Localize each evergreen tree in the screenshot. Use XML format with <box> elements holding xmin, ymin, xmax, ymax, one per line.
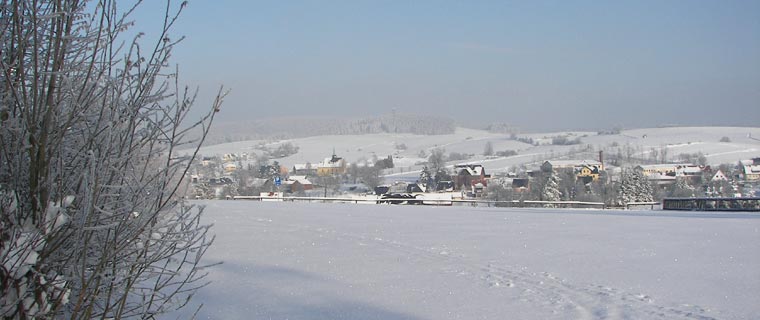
<box><xmin>541</xmin><ymin>170</ymin><xmax>562</xmax><ymax>202</ymax></box>
<box><xmin>637</xmin><ymin>171</ymin><xmax>655</xmax><ymax>202</ymax></box>
<box><xmin>618</xmin><ymin>168</ymin><xmax>654</xmax><ymax>204</ymax></box>
<box><xmin>270</xmin><ymin>161</ymin><xmax>282</xmax><ymax>179</ymax></box>
<box><xmin>419</xmin><ymin>166</ymin><xmax>433</xmax><ymax>191</ymax></box>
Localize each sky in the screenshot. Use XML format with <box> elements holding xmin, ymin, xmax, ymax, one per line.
<box><xmin>131</xmin><ymin>1</ymin><xmax>760</xmax><ymax>132</ymax></box>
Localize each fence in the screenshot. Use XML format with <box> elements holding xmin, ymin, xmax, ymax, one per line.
<box><xmin>662</xmin><ymin>197</ymin><xmax>760</xmax><ymax>212</ymax></box>
<box><xmin>232</xmin><ymin>195</ymin><xmax>608</xmax><ymax>209</ymax></box>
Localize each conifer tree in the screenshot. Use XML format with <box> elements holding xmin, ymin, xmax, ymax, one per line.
<box><xmin>419</xmin><ymin>166</ymin><xmax>433</xmax><ymax>191</ymax></box>
<box><xmin>619</xmin><ymin>168</ymin><xmax>654</xmax><ymax>204</ymax></box>
<box><xmin>541</xmin><ymin>170</ymin><xmax>562</xmax><ymax>202</ymax></box>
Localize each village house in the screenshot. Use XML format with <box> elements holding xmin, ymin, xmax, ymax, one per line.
<box><xmin>740</xmin><ymin>158</ymin><xmax>760</xmax><ymax>181</ymax></box>
<box><xmin>317</xmin><ymin>153</ymin><xmax>347</xmax><ymax>176</ymax></box>
<box><xmin>200</xmin><ymin>157</ymin><xmax>215</xmax><ymax>166</ymax></box>
<box><xmin>511</xmin><ymin>178</ymin><xmax>530</xmax><ymax>193</ymax></box>
<box><xmin>406</xmin><ymin>183</ymin><xmax>426</xmax><ymax>193</ymax></box>
<box><xmin>436</xmin><ymin>181</ymin><xmax>454</xmax><ymax>192</ymax></box>
<box><xmin>283</xmin><ymin>175</ymin><xmax>314</xmax><ymax>193</ymax></box>
<box><xmin>453</xmin><ymin>164</ymin><xmax>491</xmax><ymax>192</ymax></box>
<box><xmin>223</xmin><ymin>162</ymin><xmax>238</xmax><ymax>173</ymax></box>
<box><xmin>541</xmin><ymin>160</ymin><xmax>604</xmax><ymax>182</ymax></box>
<box><xmin>223</xmin><ymin>153</ymin><xmax>240</xmax><ymax>162</ymax></box>
<box><xmin>637</xmin><ymin>163</ymin><xmax>698</xmax><ymax>176</ymax></box>
<box><xmin>711</xmin><ymin>169</ymin><xmax>729</xmax><ymax>182</ymax></box>
<box><xmin>636</xmin><ymin>163</ymin><xmax>702</xmax><ymax>185</ymax></box>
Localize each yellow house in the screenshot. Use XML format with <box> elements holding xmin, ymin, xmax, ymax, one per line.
<box><xmin>740</xmin><ymin>159</ymin><xmax>760</xmax><ymax>181</ymax></box>
<box><xmin>577</xmin><ymin>165</ymin><xmax>601</xmax><ymax>181</ymax></box>
<box><xmin>223</xmin><ymin>162</ymin><xmax>238</xmax><ymax>173</ymax></box>
<box><xmin>317</xmin><ymin>154</ymin><xmax>346</xmax><ymax>176</ymax></box>
<box><xmin>542</xmin><ymin>160</ymin><xmax>603</xmax><ymax>182</ymax></box>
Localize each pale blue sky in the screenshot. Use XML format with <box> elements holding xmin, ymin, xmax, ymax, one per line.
<box><xmin>133</xmin><ymin>1</ymin><xmax>760</xmax><ymax>131</ymax></box>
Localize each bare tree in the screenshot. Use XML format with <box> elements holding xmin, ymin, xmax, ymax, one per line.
<box><xmin>659</xmin><ymin>146</ymin><xmax>668</xmax><ymax>164</ymax></box>
<box><xmin>428</xmin><ymin>148</ymin><xmax>446</xmax><ymax>172</ymax></box>
<box><xmin>483</xmin><ymin>141</ymin><xmax>494</xmax><ymax>156</ymax></box>
<box><xmin>1</xmin><ymin>1</ymin><xmax>225</xmax><ymax>318</ymax></box>
<box><xmin>356</xmin><ymin>166</ymin><xmax>382</xmax><ymax>190</ymax></box>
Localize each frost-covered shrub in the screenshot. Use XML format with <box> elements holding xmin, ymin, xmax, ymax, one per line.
<box><xmin>1</xmin><ymin>1</ymin><xmax>223</xmax><ymax>318</ymax></box>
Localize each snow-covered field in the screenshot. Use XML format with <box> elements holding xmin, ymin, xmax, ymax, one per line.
<box><xmin>172</xmin><ymin>201</ymin><xmax>760</xmax><ymax>319</ymax></box>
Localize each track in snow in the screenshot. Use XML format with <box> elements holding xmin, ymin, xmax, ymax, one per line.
<box><xmin>295</xmin><ymin>223</ymin><xmax>720</xmax><ymax>320</ymax></box>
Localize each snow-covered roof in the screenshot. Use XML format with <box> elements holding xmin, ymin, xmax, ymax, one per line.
<box><xmin>455</xmin><ymin>164</ymin><xmax>485</xmax><ymax>176</ymax></box>
<box><xmin>639</xmin><ymin>164</ymin><xmax>704</xmax><ymax>178</ymax></box>
<box><xmin>287</xmin><ymin>175</ymin><xmax>312</xmax><ymax>185</ymax></box>
<box><xmin>681</xmin><ymin>167</ymin><xmax>702</xmax><ymax>175</ymax></box>
<box><xmin>743</xmin><ymin>165</ymin><xmax>760</xmax><ymax>174</ymax></box>
<box><xmin>249</xmin><ymin>178</ymin><xmax>269</xmax><ymax>188</ymax></box>
<box><xmin>637</xmin><ymin>164</ymin><xmax>700</xmax><ymax>173</ymax></box>
<box><xmin>638</xmin><ymin>163</ymin><xmax>695</xmax><ymax>170</ymax></box>
<box><xmin>544</xmin><ymin>160</ymin><xmax>602</xmax><ymax>168</ymax></box>
<box><xmin>319</xmin><ymin>155</ymin><xmax>345</xmax><ymax>168</ymax></box>
<box><xmin>711</xmin><ymin>170</ymin><xmax>728</xmax><ymax>181</ymax></box>
<box><xmin>320</xmin><ymin>158</ymin><xmax>344</xmax><ymax>168</ymax></box>
<box><xmin>646</xmin><ymin>172</ymin><xmax>677</xmax><ymax>182</ymax></box>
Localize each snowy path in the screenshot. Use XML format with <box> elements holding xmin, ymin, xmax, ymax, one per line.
<box><xmin>172</xmin><ymin>202</ymin><xmax>760</xmax><ymax>319</ymax></box>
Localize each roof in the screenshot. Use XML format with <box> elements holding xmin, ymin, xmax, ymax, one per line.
<box><xmin>319</xmin><ymin>155</ymin><xmax>345</xmax><ymax>168</ymax></box>
<box><xmin>646</xmin><ymin>172</ymin><xmax>677</xmax><ymax>181</ymax></box>
<box><xmin>637</xmin><ymin>163</ymin><xmax>697</xmax><ymax>170</ymax></box>
<box><xmin>455</xmin><ymin>164</ymin><xmax>485</xmax><ymax>176</ymax></box>
<box><xmin>544</xmin><ymin>160</ymin><xmax>602</xmax><ymax>168</ymax></box>
<box><xmin>711</xmin><ymin>170</ymin><xmax>728</xmax><ymax>181</ymax></box>
<box><xmin>319</xmin><ymin>159</ymin><xmax>344</xmax><ymax>168</ymax></box>
<box><xmin>249</xmin><ymin>178</ymin><xmax>269</xmax><ymax>188</ymax></box>
<box><xmin>287</xmin><ymin>175</ymin><xmax>312</xmax><ymax>185</ymax></box>
<box><xmin>743</xmin><ymin>164</ymin><xmax>760</xmax><ymax>174</ymax></box>
<box><xmin>511</xmin><ymin>178</ymin><xmax>529</xmax><ymax>188</ymax></box>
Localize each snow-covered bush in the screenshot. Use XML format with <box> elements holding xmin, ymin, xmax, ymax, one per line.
<box><xmin>1</xmin><ymin>1</ymin><xmax>224</xmax><ymax>318</ymax></box>
<box><xmin>618</xmin><ymin>168</ymin><xmax>654</xmax><ymax>205</ymax></box>
<box><xmin>540</xmin><ymin>171</ymin><xmax>562</xmax><ymax>206</ymax></box>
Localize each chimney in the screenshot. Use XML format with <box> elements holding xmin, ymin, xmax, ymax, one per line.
<box><xmin>599</xmin><ymin>150</ymin><xmax>604</xmax><ymax>168</ymax></box>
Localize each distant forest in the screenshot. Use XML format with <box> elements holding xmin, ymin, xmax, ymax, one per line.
<box><xmin>203</xmin><ymin>114</ymin><xmax>456</xmax><ymax>144</ymax></box>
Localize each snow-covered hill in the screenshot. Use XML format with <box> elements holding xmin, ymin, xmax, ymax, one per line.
<box><xmin>169</xmin><ymin>201</ymin><xmax>760</xmax><ymax>319</ymax></box>
<box><xmin>190</xmin><ymin>126</ymin><xmax>760</xmax><ymax>180</ymax></box>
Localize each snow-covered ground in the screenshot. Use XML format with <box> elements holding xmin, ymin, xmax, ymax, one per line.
<box><xmin>171</xmin><ymin>201</ymin><xmax>760</xmax><ymax>319</ymax></box>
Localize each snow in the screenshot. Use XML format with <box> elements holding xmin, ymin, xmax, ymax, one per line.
<box><xmin>170</xmin><ymin>201</ymin><xmax>760</xmax><ymax>319</ymax></box>
<box><xmin>189</xmin><ymin>126</ymin><xmax>760</xmax><ymax>184</ymax></box>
